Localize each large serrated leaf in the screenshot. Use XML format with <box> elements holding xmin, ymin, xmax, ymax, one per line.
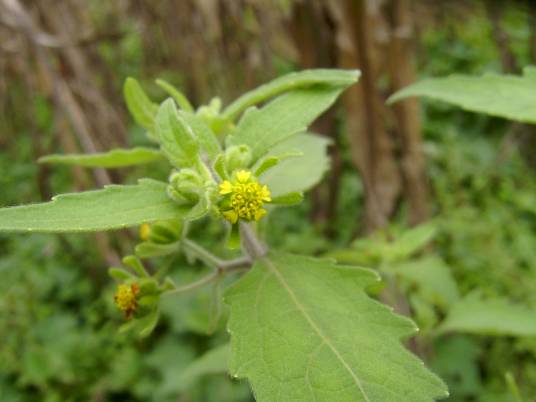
<box><xmin>437</xmin><ymin>295</ymin><xmax>536</xmax><ymax>336</ymax></box>
<box><xmin>260</xmin><ymin>133</ymin><xmax>330</xmax><ymax>197</ymax></box>
<box><xmin>222</xmin><ymin>69</ymin><xmax>360</xmax><ymax>121</ymax></box>
<box><xmin>225</xmin><ymin>252</ymin><xmax>448</xmax><ymax>402</ymax></box>
<box><xmin>0</xmin><ymin>179</ymin><xmax>186</xmax><ymax>233</ymax></box>
<box><xmin>388</xmin><ymin>66</ymin><xmax>536</xmax><ymax>124</ymax></box>
<box><xmin>229</xmin><ymin>87</ymin><xmax>345</xmax><ymax>163</ymax></box>
<box><xmin>38</xmin><ymin>147</ymin><xmax>164</xmax><ymax>168</ymax></box>
<box><xmin>156</xmin><ymin>99</ymin><xmax>199</xmax><ymax>168</ymax></box>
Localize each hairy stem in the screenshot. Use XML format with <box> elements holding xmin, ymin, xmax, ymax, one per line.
<box><xmin>165</xmin><ymin>238</ymin><xmax>252</xmax><ymax>296</ymax></box>
<box><xmin>181</xmin><ymin>238</ymin><xmax>224</xmax><ymax>269</ymax></box>
<box><xmin>239</xmin><ymin>222</ymin><xmax>267</xmax><ymax>259</ymax></box>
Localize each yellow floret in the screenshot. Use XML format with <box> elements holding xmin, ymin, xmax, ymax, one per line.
<box><xmin>235</xmin><ymin>170</ymin><xmax>251</xmax><ymax>183</ymax></box>
<box><xmin>114</xmin><ymin>283</ymin><xmax>139</xmax><ymax>319</ymax></box>
<box><xmin>219</xmin><ymin>180</ymin><xmax>233</xmax><ymax>195</ymax></box>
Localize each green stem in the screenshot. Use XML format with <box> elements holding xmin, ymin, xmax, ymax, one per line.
<box><xmin>165</xmin><ymin>270</ymin><xmax>220</xmax><ymax>295</ymax></box>
<box><xmin>181</xmin><ymin>238</ymin><xmax>223</xmax><ymax>269</ymax></box>
<box><xmin>165</xmin><ymin>238</ymin><xmax>252</xmax><ymax>296</ymax></box>
<box><xmin>239</xmin><ymin>222</ymin><xmax>267</xmax><ymax>259</ymax></box>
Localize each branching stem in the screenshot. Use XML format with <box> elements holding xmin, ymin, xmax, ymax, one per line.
<box><xmin>165</xmin><ymin>238</ymin><xmax>252</xmax><ymax>296</ymax></box>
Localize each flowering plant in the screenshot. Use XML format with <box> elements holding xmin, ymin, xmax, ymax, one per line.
<box><xmin>0</xmin><ymin>69</ymin><xmax>448</xmax><ymax>401</ymax></box>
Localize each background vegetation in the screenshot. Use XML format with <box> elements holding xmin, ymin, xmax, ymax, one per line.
<box><xmin>1</xmin><ymin>1</ymin><xmax>536</xmax><ymax>401</ymax></box>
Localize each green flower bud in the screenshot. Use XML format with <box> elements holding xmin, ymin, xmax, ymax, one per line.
<box><xmin>167</xmin><ymin>168</ymin><xmax>203</xmax><ymax>203</ymax></box>
<box><xmin>224</xmin><ymin>144</ymin><xmax>252</xmax><ymax>173</ymax></box>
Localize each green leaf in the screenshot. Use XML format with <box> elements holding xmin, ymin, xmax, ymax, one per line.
<box><xmin>109</xmin><ymin>267</ymin><xmax>135</xmax><ymax>281</ymax></box>
<box><xmin>155</xmin><ymin>78</ymin><xmax>194</xmax><ymax>112</ymax></box>
<box><xmin>180</xmin><ymin>111</ymin><xmax>221</xmax><ymax>160</ymax></box>
<box><xmin>124</xmin><ymin>77</ymin><xmax>158</xmax><ymax>130</ymax></box>
<box><xmin>229</xmin><ymin>86</ymin><xmax>345</xmax><ymax>163</ymax></box>
<box><xmin>271</xmin><ymin>191</ymin><xmax>304</xmax><ymax>206</ymax></box>
<box><xmin>0</xmin><ymin>179</ymin><xmax>187</xmax><ymax>233</ymax></box>
<box><xmin>388</xmin><ymin>66</ymin><xmax>536</xmax><ymax>124</ymax></box>
<box><xmin>177</xmin><ymin>344</ymin><xmax>230</xmax><ymax>391</ymax></box>
<box><xmin>389</xmin><ymin>256</ymin><xmax>460</xmax><ymax>309</ymax></box>
<box><xmin>225</xmin><ymin>253</ymin><xmax>448</xmax><ymax>402</ymax></box>
<box><xmin>38</xmin><ymin>147</ymin><xmax>164</xmax><ymax>168</ymax></box>
<box><xmin>222</xmin><ymin>69</ymin><xmax>360</xmax><ymax>121</ymax></box>
<box><xmin>437</xmin><ymin>294</ymin><xmax>536</xmax><ymax>336</ymax></box>
<box><xmin>156</xmin><ymin>99</ymin><xmax>200</xmax><ymax>167</ymax></box>
<box><xmin>122</xmin><ymin>255</ymin><xmax>149</xmax><ymax>278</ymax></box>
<box><xmin>135</xmin><ymin>241</ymin><xmax>180</xmax><ymax>258</ymax></box>
<box><xmin>384</xmin><ymin>223</ymin><xmax>437</xmax><ymax>263</ymax></box>
<box><xmin>260</xmin><ymin>133</ymin><xmax>331</xmax><ymax>197</ymax></box>
<box><xmin>123</xmin><ymin>307</ymin><xmax>160</xmax><ymax>338</ymax></box>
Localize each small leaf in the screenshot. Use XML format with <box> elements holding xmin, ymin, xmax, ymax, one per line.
<box><xmin>180</xmin><ymin>110</ymin><xmax>221</xmax><ymax>160</ymax></box>
<box><xmin>229</xmin><ymin>87</ymin><xmax>346</xmax><ymax>163</ymax></box>
<box><xmin>135</xmin><ymin>241</ymin><xmax>180</xmax><ymax>258</ymax></box>
<box><xmin>184</xmin><ymin>193</ymin><xmax>210</xmax><ymax>221</ymax></box>
<box><xmin>222</xmin><ymin>69</ymin><xmax>360</xmax><ymax>121</ymax></box>
<box><xmin>254</xmin><ymin>156</ymin><xmax>279</xmax><ymax>177</ymax></box>
<box><xmin>385</xmin><ymin>223</ymin><xmax>437</xmax><ymax>263</ymax></box>
<box><xmin>124</xmin><ymin>78</ymin><xmax>158</xmax><ymax>130</ymax></box>
<box><xmin>109</xmin><ymin>267</ymin><xmax>135</xmax><ymax>281</ymax></box>
<box><xmin>138</xmin><ymin>295</ymin><xmax>160</xmax><ymax>307</ymax></box>
<box><xmin>389</xmin><ymin>256</ymin><xmax>460</xmax><ymax>309</ymax></box>
<box><xmin>261</xmin><ymin>133</ymin><xmax>331</xmax><ymax>197</ymax></box>
<box><xmin>139</xmin><ymin>308</ymin><xmax>160</xmax><ymax>338</ymax></box>
<box><xmin>225</xmin><ymin>252</ymin><xmax>448</xmax><ymax>401</ymax></box>
<box><xmin>437</xmin><ymin>294</ymin><xmax>536</xmax><ymax>336</ymax></box>
<box><xmin>0</xmin><ymin>179</ymin><xmax>187</xmax><ymax>233</ymax></box>
<box><xmin>156</xmin><ymin>99</ymin><xmax>199</xmax><ymax>168</ymax></box>
<box><xmin>213</xmin><ymin>154</ymin><xmax>229</xmax><ymax>180</ymax></box>
<box><xmin>122</xmin><ymin>255</ymin><xmax>149</xmax><ymax>278</ymax></box>
<box><xmin>388</xmin><ymin>67</ymin><xmax>536</xmax><ymax>124</ymax></box>
<box><xmin>271</xmin><ymin>191</ymin><xmax>303</xmax><ymax>206</ymax></box>
<box><xmin>253</xmin><ymin>152</ymin><xmax>301</xmax><ymax>177</ymax></box>
<box><xmin>177</xmin><ymin>344</ymin><xmax>230</xmax><ymax>391</ymax></box>
<box><xmin>155</xmin><ymin>78</ymin><xmax>194</xmax><ymax>112</ymax></box>
<box><xmin>38</xmin><ymin>147</ymin><xmax>164</xmax><ymax>168</ymax></box>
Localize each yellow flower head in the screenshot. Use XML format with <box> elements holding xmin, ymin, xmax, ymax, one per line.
<box><xmin>218</xmin><ymin>170</ymin><xmax>271</xmax><ymax>224</ymax></box>
<box><xmin>114</xmin><ymin>283</ymin><xmax>140</xmax><ymax>319</ymax></box>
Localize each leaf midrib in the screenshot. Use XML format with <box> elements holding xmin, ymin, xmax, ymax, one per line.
<box><xmin>262</xmin><ymin>256</ymin><xmax>372</xmax><ymax>402</ymax></box>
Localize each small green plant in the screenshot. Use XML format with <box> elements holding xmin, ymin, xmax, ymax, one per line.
<box><xmin>0</xmin><ymin>69</ymin><xmax>448</xmax><ymax>401</ymax></box>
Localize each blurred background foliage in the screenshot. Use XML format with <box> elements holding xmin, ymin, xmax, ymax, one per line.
<box><xmin>1</xmin><ymin>0</ymin><xmax>536</xmax><ymax>401</ymax></box>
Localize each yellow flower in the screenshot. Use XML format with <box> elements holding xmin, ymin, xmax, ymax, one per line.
<box><xmin>219</xmin><ymin>180</ymin><xmax>233</xmax><ymax>195</ymax></box>
<box><xmin>235</xmin><ymin>170</ymin><xmax>251</xmax><ymax>183</ymax></box>
<box><xmin>218</xmin><ymin>170</ymin><xmax>271</xmax><ymax>223</ymax></box>
<box><xmin>114</xmin><ymin>283</ymin><xmax>139</xmax><ymax>319</ymax></box>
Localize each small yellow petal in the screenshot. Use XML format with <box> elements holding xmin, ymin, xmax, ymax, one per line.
<box><xmin>219</xmin><ymin>181</ymin><xmax>233</xmax><ymax>195</ymax></box>
<box><xmin>235</xmin><ymin>170</ymin><xmax>251</xmax><ymax>183</ymax></box>
<box><xmin>261</xmin><ymin>185</ymin><xmax>271</xmax><ymax>202</ymax></box>
<box><xmin>223</xmin><ymin>210</ymin><xmax>239</xmax><ymax>224</ymax></box>
<box><xmin>139</xmin><ymin>223</ymin><xmax>151</xmax><ymax>241</ymax></box>
<box><xmin>254</xmin><ymin>208</ymin><xmax>267</xmax><ymax>221</ymax></box>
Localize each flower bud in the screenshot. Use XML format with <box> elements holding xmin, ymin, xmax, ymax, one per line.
<box><xmin>167</xmin><ymin>168</ymin><xmax>203</xmax><ymax>203</ymax></box>
<box><xmin>224</xmin><ymin>145</ymin><xmax>252</xmax><ymax>173</ymax></box>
